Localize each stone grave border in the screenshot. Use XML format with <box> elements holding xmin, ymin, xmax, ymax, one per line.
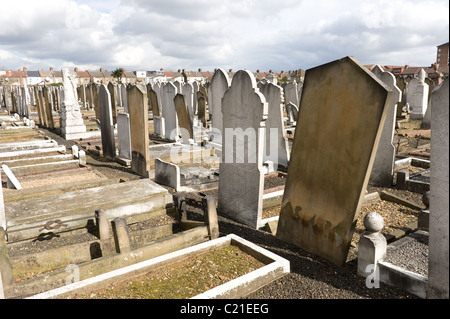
<box><xmin>27</xmin><ymin>234</ymin><xmax>290</xmax><ymax>299</ymax></box>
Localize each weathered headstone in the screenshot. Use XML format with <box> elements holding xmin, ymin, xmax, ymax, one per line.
<box><xmin>161</xmin><ymin>82</ymin><xmax>178</xmax><ymax>140</ymax></box>
<box><xmin>127</xmin><ymin>85</ymin><xmax>150</xmax><ymax>177</ymax></box>
<box><xmin>155</xmin><ymin>158</ymin><xmax>180</xmax><ymax>191</ymax></box>
<box><xmin>284</xmin><ymin>81</ymin><xmax>299</xmax><ymax>107</ymax></box>
<box><xmin>117</xmin><ymin>113</ymin><xmax>131</xmax><ymax>160</ymax></box>
<box><xmin>406</xmin><ymin>69</ymin><xmax>429</xmax><ymax>120</ymax></box>
<box><xmin>197</xmin><ymin>96</ymin><xmax>207</xmax><ymax>128</ymax></box>
<box><xmin>43</xmin><ymin>86</ymin><xmax>55</xmax><ymax>129</ymax></box>
<box><xmin>276</xmin><ymin>56</ymin><xmax>392</xmax><ymax>266</ymax></box>
<box><xmin>0</xmin><ymin>169</ymin><xmax>5</xmax><ymax>230</ymax></box>
<box><xmin>369</xmin><ymin>68</ymin><xmax>400</xmax><ymax>187</ymax></box>
<box><xmin>107</xmin><ymin>82</ymin><xmax>118</xmax><ymax>124</ymax></box>
<box><xmin>209</xmin><ymin>69</ymin><xmax>231</xmax><ymax>143</ymax></box>
<box><xmin>98</xmin><ymin>85</ymin><xmax>116</xmax><ymax>160</ymax></box>
<box><xmin>218</xmin><ymin>70</ymin><xmax>268</xmax><ymax>228</ymax></box>
<box><xmin>286</xmin><ymin>102</ymin><xmax>298</xmax><ymax>124</ymax></box>
<box><xmin>174</xmin><ymin>93</ymin><xmax>194</xmax><ymax>143</ymax></box>
<box><xmin>257</xmin><ymin>81</ymin><xmax>290</xmax><ymax>169</ymax></box>
<box><xmin>428</xmin><ymin>78</ymin><xmax>449</xmax><ymax>299</ymax></box>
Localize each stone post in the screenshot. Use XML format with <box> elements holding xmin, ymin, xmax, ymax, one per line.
<box><xmin>95</xmin><ymin>209</ymin><xmax>110</xmax><ymax>240</ymax></box>
<box><xmin>357</xmin><ymin>212</ymin><xmax>387</xmax><ymax>280</ymax></box>
<box><xmin>203</xmin><ymin>195</ymin><xmax>219</xmax><ymax>240</ymax></box>
<box><xmin>112</xmin><ymin>218</ymin><xmax>130</xmax><ymax>253</ymax></box>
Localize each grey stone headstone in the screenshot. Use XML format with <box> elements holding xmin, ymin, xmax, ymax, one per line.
<box><xmin>98</xmin><ymin>85</ymin><xmax>116</xmax><ymax>160</ymax></box>
<box><xmin>218</xmin><ymin>70</ymin><xmax>267</xmax><ymax>229</ymax></box>
<box><xmin>428</xmin><ymin>78</ymin><xmax>449</xmax><ymax>299</ymax></box>
<box><xmin>369</xmin><ymin>69</ymin><xmax>401</xmax><ymax>187</ymax></box>
<box><xmin>161</xmin><ymin>82</ymin><xmax>178</xmax><ymax>140</ymax></box>
<box><xmin>257</xmin><ymin>81</ymin><xmax>290</xmax><ymax>169</ymax></box>
<box><xmin>117</xmin><ymin>113</ymin><xmax>132</xmax><ymax>160</ymax></box>
<box><xmin>209</xmin><ymin>68</ymin><xmax>231</xmax><ymax>144</ymax></box>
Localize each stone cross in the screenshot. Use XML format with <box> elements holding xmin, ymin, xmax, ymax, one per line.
<box><xmin>276</xmin><ymin>56</ymin><xmax>392</xmax><ymax>266</ymax></box>
<box><xmin>60</xmin><ymin>68</ymin><xmax>86</xmax><ymax>139</ymax></box>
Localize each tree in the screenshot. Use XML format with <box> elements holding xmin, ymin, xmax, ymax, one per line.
<box><xmin>111</xmin><ymin>68</ymin><xmax>124</xmax><ymax>84</ymax></box>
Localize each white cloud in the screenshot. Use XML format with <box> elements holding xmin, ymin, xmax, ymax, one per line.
<box><xmin>0</xmin><ymin>0</ymin><xmax>448</xmax><ymax>72</ymax></box>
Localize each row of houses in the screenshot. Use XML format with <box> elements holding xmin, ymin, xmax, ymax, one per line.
<box><xmin>1</xmin><ymin>62</ymin><xmax>447</xmax><ymax>87</ymax></box>
<box><xmin>0</xmin><ymin>66</ymin><xmax>306</xmax><ymax>87</ymax></box>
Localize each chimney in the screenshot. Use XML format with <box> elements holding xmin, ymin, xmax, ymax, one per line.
<box><xmin>198</xmin><ymin>68</ymin><xmax>202</xmax><ymax>72</ymax></box>
<box><xmin>160</xmin><ymin>68</ymin><xmax>164</xmax><ymax>71</ymax></box>
<box><xmin>256</xmin><ymin>69</ymin><xmax>260</xmax><ymax>73</ymax></box>
<box><xmin>229</xmin><ymin>69</ymin><xmax>232</xmax><ymax>73</ymax></box>
<box><xmin>100</xmin><ymin>67</ymin><xmax>104</xmax><ymax>72</ymax></box>
<box><xmin>50</xmin><ymin>67</ymin><xmax>54</xmax><ymax>72</ymax></box>
<box><xmin>23</xmin><ymin>66</ymin><xmax>27</xmax><ymax>72</ymax></box>
<box><xmin>74</xmin><ymin>67</ymin><xmax>78</xmax><ymax>72</ymax></box>
<box><xmin>269</xmin><ymin>69</ymin><xmax>272</xmax><ymax>73</ymax></box>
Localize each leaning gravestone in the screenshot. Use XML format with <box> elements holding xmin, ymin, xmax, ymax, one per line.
<box><xmin>284</xmin><ymin>81</ymin><xmax>299</xmax><ymax>107</ymax></box>
<box><xmin>174</xmin><ymin>93</ymin><xmax>194</xmax><ymax>143</ymax></box>
<box><xmin>428</xmin><ymin>78</ymin><xmax>449</xmax><ymax>299</ymax></box>
<box><xmin>257</xmin><ymin>81</ymin><xmax>290</xmax><ymax>169</ymax></box>
<box><xmin>209</xmin><ymin>68</ymin><xmax>231</xmax><ymax>144</ymax></box>
<box><xmin>218</xmin><ymin>70</ymin><xmax>268</xmax><ymax>229</ymax></box>
<box><xmin>98</xmin><ymin>85</ymin><xmax>116</xmax><ymax>160</ymax></box>
<box><xmin>369</xmin><ymin>68</ymin><xmax>401</xmax><ymax>187</ymax></box>
<box><xmin>127</xmin><ymin>85</ymin><xmax>150</xmax><ymax>178</ymax></box>
<box><xmin>276</xmin><ymin>56</ymin><xmax>392</xmax><ymax>265</ymax></box>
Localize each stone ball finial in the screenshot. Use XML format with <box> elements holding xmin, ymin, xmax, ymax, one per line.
<box><xmin>422</xmin><ymin>191</ymin><xmax>430</xmax><ymax>209</ymax></box>
<box><xmin>364</xmin><ymin>212</ymin><xmax>384</xmax><ymax>232</ymax></box>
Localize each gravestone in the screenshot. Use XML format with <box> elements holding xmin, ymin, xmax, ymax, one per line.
<box><xmin>369</xmin><ymin>68</ymin><xmax>400</xmax><ymax>187</ymax></box>
<box><xmin>257</xmin><ymin>81</ymin><xmax>290</xmax><ymax>169</ymax></box>
<box><xmin>406</xmin><ymin>69</ymin><xmax>429</xmax><ymax>120</ymax></box>
<box><xmin>91</xmin><ymin>84</ymin><xmax>100</xmax><ymax>121</ymax></box>
<box><xmin>98</xmin><ymin>85</ymin><xmax>116</xmax><ymax>160</ymax></box>
<box><xmin>149</xmin><ymin>88</ymin><xmax>165</xmax><ymax>137</ymax></box>
<box><xmin>174</xmin><ymin>93</ymin><xmax>194</xmax><ymax>143</ymax></box>
<box><xmin>107</xmin><ymin>82</ymin><xmax>118</xmax><ymax>124</ymax></box>
<box><xmin>209</xmin><ymin>69</ymin><xmax>231</xmax><ymax>144</ymax></box>
<box><xmin>127</xmin><ymin>85</ymin><xmax>150</xmax><ymax>178</ymax></box>
<box><xmin>286</xmin><ymin>102</ymin><xmax>298</xmax><ymax>124</ymax></box>
<box><xmin>276</xmin><ymin>56</ymin><xmax>392</xmax><ymax>266</ymax></box>
<box><xmin>284</xmin><ymin>81</ymin><xmax>299</xmax><ymax>107</ymax></box>
<box><xmin>161</xmin><ymin>82</ymin><xmax>178</xmax><ymax>140</ymax></box>
<box><xmin>34</xmin><ymin>87</ymin><xmax>45</xmax><ymax>126</ymax></box>
<box><xmin>60</xmin><ymin>68</ymin><xmax>87</xmax><ymax>139</ymax></box>
<box><xmin>183</xmin><ymin>82</ymin><xmax>194</xmax><ymax>122</ymax></box>
<box><xmin>218</xmin><ymin>70</ymin><xmax>268</xmax><ymax>229</ymax></box>
<box><xmin>121</xmin><ymin>84</ymin><xmax>128</xmax><ymax>113</ymax></box>
<box><xmin>428</xmin><ymin>79</ymin><xmax>449</xmax><ymax>299</ymax></box>
<box><xmin>117</xmin><ymin>113</ymin><xmax>131</xmax><ymax>160</ymax></box>
<box><xmin>396</xmin><ymin>76</ymin><xmax>407</xmax><ymax>118</ymax></box>
<box><xmin>197</xmin><ymin>96</ymin><xmax>207</xmax><ymax>128</ymax></box>
<box><xmin>192</xmin><ymin>81</ymin><xmax>199</xmax><ymax>115</ymax></box>
<box><xmin>43</xmin><ymin>86</ymin><xmax>55</xmax><ymax>129</ymax></box>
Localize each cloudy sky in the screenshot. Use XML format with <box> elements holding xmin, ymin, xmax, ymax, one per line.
<box><xmin>0</xmin><ymin>0</ymin><xmax>448</xmax><ymax>73</ymax></box>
